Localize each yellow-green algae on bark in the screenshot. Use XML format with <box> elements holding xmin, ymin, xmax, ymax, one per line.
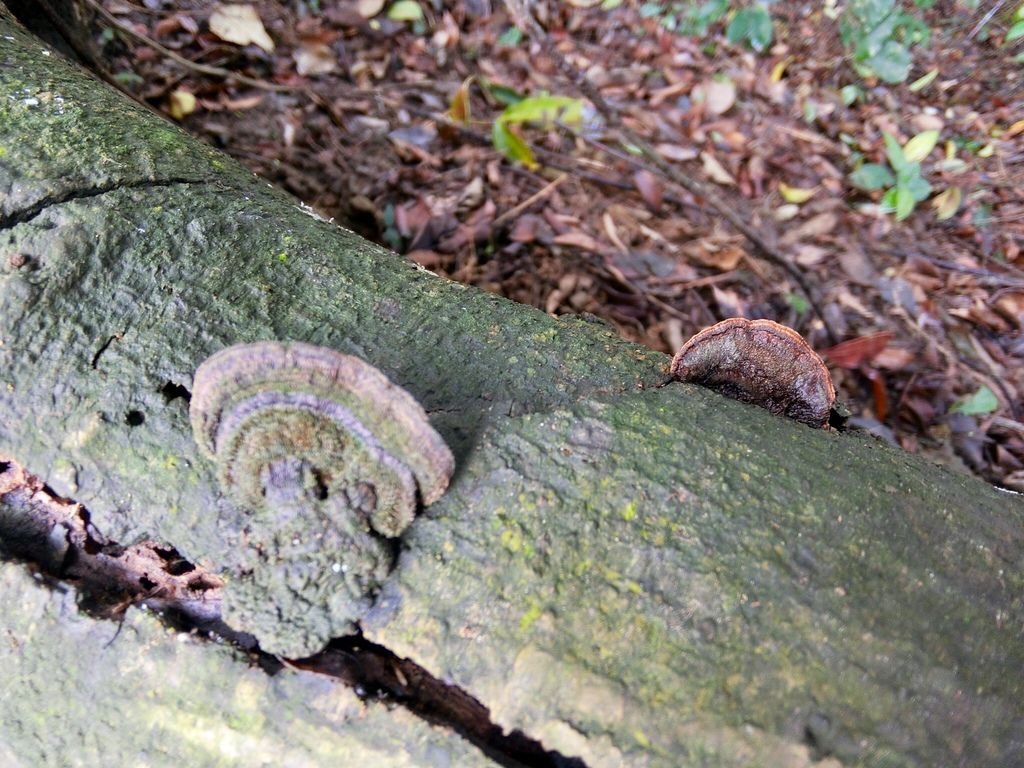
<box><xmin>364</xmin><ymin>386</ymin><xmax>1024</xmax><ymax>767</ymax></box>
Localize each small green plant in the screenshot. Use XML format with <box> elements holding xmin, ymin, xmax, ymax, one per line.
<box><xmin>639</xmin><ymin>0</ymin><xmax>728</xmax><ymax>35</ymax></box>
<box><xmin>490</xmin><ymin>94</ymin><xmax>587</xmax><ymax>169</ymax></box>
<box><xmin>1009</xmin><ymin>2</ymin><xmax>1024</xmax><ymax>45</ymax></box>
<box><xmin>839</xmin><ymin>0</ymin><xmax>930</xmax><ymax>83</ymax></box>
<box><xmin>849</xmin><ymin>130</ymin><xmax>938</xmax><ymax>220</ymax></box>
<box><xmin>639</xmin><ymin>0</ymin><xmax>773</xmax><ymax>49</ymax></box>
<box><xmin>726</xmin><ymin>3</ymin><xmax>774</xmax><ymax>50</ymax></box>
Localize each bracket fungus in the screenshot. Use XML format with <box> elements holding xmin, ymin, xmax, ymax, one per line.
<box><xmin>190</xmin><ymin>341</ymin><xmax>454</xmax><ymax>656</ymax></box>
<box><xmin>670</xmin><ymin>318</ymin><xmax>835</xmax><ymax>429</ymax></box>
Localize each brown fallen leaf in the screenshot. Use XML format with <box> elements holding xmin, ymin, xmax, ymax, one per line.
<box><xmin>633</xmin><ymin>169</ymin><xmax>663</xmax><ymax>213</ymax></box>
<box><xmin>553</xmin><ymin>231</ymin><xmax>604</xmax><ymax>253</ymax></box>
<box><xmin>209</xmin><ymin>4</ymin><xmax>275</xmax><ymax>53</ymax></box>
<box><xmin>295</xmin><ymin>43</ymin><xmax>337</xmax><ymax>76</ymax></box>
<box><xmin>655</xmin><ymin>143</ymin><xmax>699</xmax><ymax>162</ymax></box>
<box><xmin>780</xmin><ymin>212</ymin><xmax>838</xmax><ymax>246</ymax></box>
<box><xmin>700</xmin><ymin>151</ymin><xmax>735</xmax><ymax>186</ymax></box>
<box><xmin>822</xmin><ymin>331</ymin><xmax>895</xmax><ymax>368</ymax></box>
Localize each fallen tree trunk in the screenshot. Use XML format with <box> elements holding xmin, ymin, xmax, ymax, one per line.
<box><xmin>1</xmin><ymin>7</ymin><xmax>1022</xmax><ymax>767</ymax></box>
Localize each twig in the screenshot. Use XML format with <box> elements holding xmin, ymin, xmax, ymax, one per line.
<box><xmin>504</xmin><ymin>0</ymin><xmax>839</xmax><ymax>343</ymax></box>
<box><xmin>967</xmin><ymin>0</ymin><xmax>1011</xmax><ymax>41</ymax></box>
<box><xmin>493</xmin><ymin>173</ymin><xmax>569</xmax><ymax>227</ymax></box>
<box><xmin>82</xmin><ymin>0</ymin><xmax>301</xmax><ymax>93</ymax></box>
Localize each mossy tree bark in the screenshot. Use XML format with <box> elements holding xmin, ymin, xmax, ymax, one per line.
<box><xmin>1</xmin><ymin>8</ymin><xmax>1022</xmax><ymax>768</ymax></box>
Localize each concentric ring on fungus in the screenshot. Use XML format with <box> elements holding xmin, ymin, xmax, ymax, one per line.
<box><xmin>190</xmin><ymin>341</ymin><xmax>454</xmax><ymax>536</ymax></box>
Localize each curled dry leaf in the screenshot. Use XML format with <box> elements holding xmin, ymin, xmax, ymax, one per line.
<box><xmin>294</xmin><ymin>43</ymin><xmax>337</xmax><ymax>76</ymax></box>
<box><xmin>702</xmin><ymin>78</ymin><xmax>737</xmax><ymax>116</ymax></box>
<box><xmin>208</xmin><ymin>4</ymin><xmax>275</xmax><ymax>53</ymax></box>
<box><xmin>670</xmin><ymin>318</ymin><xmax>836</xmax><ymax>428</ymax></box>
<box><xmin>821</xmin><ymin>331</ymin><xmax>894</xmax><ymax>369</ymax></box>
<box><xmin>701</xmin><ymin>151</ymin><xmax>736</xmax><ymax>186</ymax></box>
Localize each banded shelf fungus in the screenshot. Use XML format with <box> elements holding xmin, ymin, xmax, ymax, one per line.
<box><xmin>191</xmin><ymin>341</ymin><xmax>454</xmax><ymax>657</ymax></box>
<box><xmin>670</xmin><ymin>318</ymin><xmax>836</xmax><ymax>429</ymax></box>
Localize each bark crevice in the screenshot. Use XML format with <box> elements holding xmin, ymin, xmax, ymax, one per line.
<box><xmin>0</xmin><ymin>177</ymin><xmax>209</xmax><ymax>230</ymax></box>
<box><xmin>0</xmin><ymin>457</ymin><xmax>588</xmax><ymax>768</ymax></box>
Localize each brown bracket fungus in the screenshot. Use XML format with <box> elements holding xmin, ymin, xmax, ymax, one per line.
<box><xmin>670</xmin><ymin>318</ymin><xmax>836</xmax><ymax>429</ymax></box>
<box><xmin>190</xmin><ymin>341</ymin><xmax>454</xmax><ymax>657</ymax></box>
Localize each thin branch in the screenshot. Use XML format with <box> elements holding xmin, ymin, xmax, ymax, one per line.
<box><xmin>493</xmin><ymin>173</ymin><xmax>568</xmax><ymax>227</ymax></box>
<box><xmin>967</xmin><ymin>0</ymin><xmax>1011</xmax><ymax>41</ymax></box>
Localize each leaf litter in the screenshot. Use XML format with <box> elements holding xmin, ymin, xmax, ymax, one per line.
<box><xmin>88</xmin><ymin>0</ymin><xmax>1024</xmax><ymax>488</ymax></box>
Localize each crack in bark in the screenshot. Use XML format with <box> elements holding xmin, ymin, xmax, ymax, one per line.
<box><xmin>0</xmin><ymin>177</ymin><xmax>209</xmax><ymax>231</ymax></box>
<box><xmin>0</xmin><ymin>457</ymin><xmax>588</xmax><ymax>768</ymax></box>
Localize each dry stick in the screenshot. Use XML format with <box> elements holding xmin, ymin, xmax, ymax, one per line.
<box><xmin>967</xmin><ymin>0</ymin><xmax>1011</xmax><ymax>41</ymax></box>
<box><xmin>492</xmin><ymin>173</ymin><xmax>569</xmax><ymax>227</ymax></box>
<box><xmin>505</xmin><ymin>1</ymin><xmax>839</xmax><ymax>344</ymax></box>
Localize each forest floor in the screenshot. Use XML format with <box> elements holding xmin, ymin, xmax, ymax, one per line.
<box><xmin>68</xmin><ymin>0</ymin><xmax>1024</xmax><ymax>488</ymax></box>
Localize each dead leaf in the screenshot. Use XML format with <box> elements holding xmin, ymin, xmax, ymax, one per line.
<box><xmin>357</xmin><ymin>0</ymin><xmax>386</xmax><ymax>18</ymax></box>
<box><xmin>167</xmin><ymin>90</ymin><xmax>197</xmax><ymax>120</ymax></box>
<box><xmin>209</xmin><ymin>4</ymin><xmax>275</xmax><ymax>53</ymax></box>
<box><xmin>779</xmin><ymin>182</ymin><xmax>817</xmax><ymax>204</ymax></box>
<box><xmin>932</xmin><ymin>186</ymin><xmax>961</xmax><ymax>221</ymax></box>
<box><xmin>682</xmin><ymin>239</ymin><xmax>744</xmax><ymax>271</ymax></box>
<box><xmin>700</xmin><ymin>151</ymin><xmax>735</xmax><ymax>186</ymax></box>
<box><xmin>872</xmin><ymin>346</ymin><xmax>915</xmax><ymax>370</ymax></box>
<box><xmin>794</xmin><ymin>244</ymin><xmax>828</xmax><ymax>266</ymax></box>
<box><xmin>780</xmin><ymin>212</ymin><xmax>837</xmax><ymax>246</ymax></box>
<box><xmin>822</xmin><ymin>331</ymin><xmax>894</xmax><ymax>368</ymax></box>
<box><xmin>602</xmin><ymin>213</ymin><xmax>629</xmax><ymax>254</ymax></box>
<box><xmin>655</xmin><ymin>143</ymin><xmax>699</xmax><ymax>162</ymax></box>
<box><xmin>221</xmin><ymin>93</ymin><xmax>265</xmax><ymax>110</ymax></box>
<box><xmin>449</xmin><ymin>77</ymin><xmax>473</xmax><ymax>125</ymax></box>
<box><xmin>294</xmin><ymin>43</ymin><xmax>337</xmax><ymax>76</ymax></box>
<box><xmin>702</xmin><ymin>78</ymin><xmax>736</xmax><ymax>116</ymax></box>
<box><xmin>633</xmin><ymin>170</ymin><xmax>663</xmax><ymax>213</ymax></box>
<box><xmin>774</xmin><ymin>204</ymin><xmax>800</xmax><ymax>221</ymax></box>
<box><xmin>553</xmin><ymin>231</ymin><xmax>604</xmax><ymax>253</ymax></box>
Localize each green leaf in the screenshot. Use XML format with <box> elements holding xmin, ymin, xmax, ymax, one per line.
<box><xmin>883</xmin><ymin>132</ymin><xmax>909</xmax><ymax>173</ymax></box>
<box><xmin>497</xmin><ymin>95</ymin><xmax>584</xmax><ymax>128</ymax></box>
<box><xmin>785</xmin><ymin>292</ymin><xmax>810</xmax><ymax>315</ymax></box>
<box><xmin>880</xmin><ymin>186</ymin><xmax>899</xmax><ymax>212</ymax></box>
<box><xmin>905</xmin><ymin>172</ymin><xmax>932</xmax><ymax>202</ymax></box>
<box><xmin>496</xmin><ymin>26</ymin><xmax>523</xmax><ymax>47</ymax></box>
<box><xmin>386</xmin><ymin>0</ymin><xmax>423</xmax><ymax>21</ymax></box>
<box><xmin>908</xmin><ymin>68</ymin><xmax>938</xmax><ymax>92</ymax></box>
<box><xmin>866</xmin><ymin>39</ymin><xmax>912</xmax><ymax>83</ymax></box>
<box><xmin>850</xmin><ymin>163</ymin><xmax>895</xmax><ymax>190</ymax></box>
<box><xmin>950</xmin><ymin>385</ymin><xmax>999</xmax><ymax>415</ymax></box>
<box><xmin>1007</xmin><ymin>20</ymin><xmax>1024</xmax><ymax>41</ymax></box>
<box><xmin>903</xmin><ymin>130</ymin><xmax>939</xmax><ymax>163</ymax></box>
<box><xmin>482</xmin><ymin>81</ymin><xmax>523</xmax><ymax>106</ymax></box>
<box><xmin>840</xmin><ymin>84</ymin><xmax>862</xmax><ymax>105</ymax></box>
<box><xmin>726</xmin><ymin>5</ymin><xmax>773</xmax><ymax>51</ymax></box>
<box><xmin>894</xmin><ymin>183</ymin><xmax>916</xmax><ymax>219</ymax></box>
<box><xmin>491</xmin><ymin>122</ymin><xmax>537</xmax><ymax>168</ymax></box>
